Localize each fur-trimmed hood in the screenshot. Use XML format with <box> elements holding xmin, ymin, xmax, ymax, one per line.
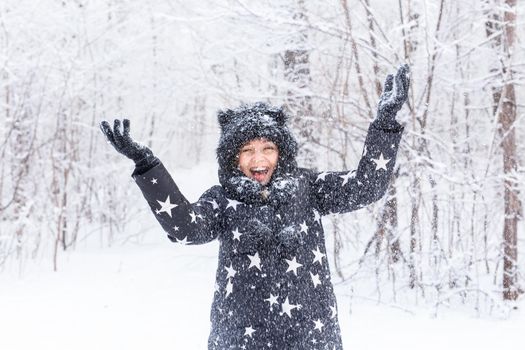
<box><xmin>216</xmin><ymin>102</ymin><xmax>299</xmax><ymax>205</ymax></box>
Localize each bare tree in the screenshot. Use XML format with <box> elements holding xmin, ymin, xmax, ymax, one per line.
<box><xmin>283</xmin><ymin>0</ymin><xmax>316</xmax><ymax>167</ymax></box>
<box><xmin>485</xmin><ymin>0</ymin><xmax>522</xmax><ymax>301</ymax></box>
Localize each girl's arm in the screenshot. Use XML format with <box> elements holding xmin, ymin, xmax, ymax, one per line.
<box><xmin>99</xmin><ymin>119</ymin><xmax>222</xmax><ymax>245</ymax></box>
<box><xmin>312</xmin><ymin>120</ymin><xmax>403</xmax><ymax>216</ymax></box>
<box><xmin>133</xmin><ymin>162</ymin><xmax>223</xmax><ymax>245</ymax></box>
<box><xmin>312</xmin><ymin>65</ymin><xmax>409</xmax><ymax>215</ymax></box>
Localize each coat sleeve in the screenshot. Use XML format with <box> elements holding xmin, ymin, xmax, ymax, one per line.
<box><xmin>132</xmin><ymin>162</ymin><xmax>223</xmax><ymax>245</ymax></box>
<box><xmin>312</xmin><ymin>120</ymin><xmax>404</xmax><ymax>216</ymax></box>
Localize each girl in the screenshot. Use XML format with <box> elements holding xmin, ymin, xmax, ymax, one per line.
<box><xmin>100</xmin><ymin>65</ymin><xmax>410</xmax><ymax>349</ymax></box>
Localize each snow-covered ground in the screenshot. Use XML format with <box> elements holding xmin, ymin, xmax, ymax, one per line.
<box><xmin>1</xmin><ymin>163</ymin><xmax>523</xmax><ymax>350</ymax></box>
<box><xmin>1</xmin><ymin>233</ymin><xmax>523</xmax><ymax>350</ymax></box>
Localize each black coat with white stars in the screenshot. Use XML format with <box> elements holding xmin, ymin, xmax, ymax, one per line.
<box><xmin>133</xmin><ymin>120</ymin><xmax>403</xmax><ymax>350</ymax></box>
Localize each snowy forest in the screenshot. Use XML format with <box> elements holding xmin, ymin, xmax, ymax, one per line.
<box><xmin>1</xmin><ymin>0</ymin><xmax>524</xmax><ymax>344</ymax></box>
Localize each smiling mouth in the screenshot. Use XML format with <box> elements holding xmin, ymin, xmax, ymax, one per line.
<box><xmin>250</xmin><ymin>167</ymin><xmax>269</xmax><ymax>182</ymax></box>
<box><xmin>251</xmin><ymin>167</ymin><xmax>269</xmax><ymax>176</ymax></box>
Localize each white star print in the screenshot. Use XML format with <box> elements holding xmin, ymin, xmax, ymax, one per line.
<box><xmin>330</xmin><ymin>304</ymin><xmax>337</xmax><ymax>318</ymax></box>
<box><xmin>226</xmin><ymin>199</ymin><xmax>242</xmax><ymax>210</ymax></box>
<box><xmin>151</xmin><ymin>178</ymin><xmax>158</xmax><ymax>184</ymax></box>
<box><xmin>310</xmin><ymin>272</ymin><xmax>321</xmax><ymax>288</ymax></box>
<box><xmin>173</xmin><ymin>225</ymin><xmax>179</xmax><ymax>231</ymax></box>
<box><xmin>247</xmin><ymin>252</ymin><xmax>262</xmax><ymax>271</ymax></box>
<box><xmin>315</xmin><ymin>171</ymin><xmax>330</xmax><ymax>182</ymax></box>
<box><xmin>156</xmin><ymin>195</ymin><xmax>177</xmax><ymax>217</ymax></box>
<box><xmin>285</xmin><ymin>256</ymin><xmax>303</xmax><ymax>275</ymax></box>
<box><xmin>189</xmin><ymin>211</ymin><xmax>198</xmax><ymax>223</ymax></box>
<box><xmin>362</xmin><ymin>145</ymin><xmax>368</xmax><ymax>157</ymax></box>
<box><xmin>371</xmin><ymin>152</ymin><xmax>391</xmax><ymax>171</ymax></box>
<box><xmin>232</xmin><ymin>228</ymin><xmax>242</xmax><ymax>241</ymax></box>
<box><xmin>339</xmin><ymin>170</ymin><xmax>356</xmax><ymax>186</ymax></box>
<box><xmin>299</xmin><ymin>221</ymin><xmax>309</xmax><ymax>234</ymax></box>
<box><xmin>312</xmin><ymin>247</ymin><xmax>326</xmax><ymax>265</ymax></box>
<box><xmin>207</xmin><ymin>200</ymin><xmax>219</xmax><ymax>210</ymax></box>
<box><xmin>225</xmin><ymin>279</ymin><xmax>233</xmax><ymax>298</ymax></box>
<box><xmin>225</xmin><ymin>263</ymin><xmax>237</xmax><ymax>279</ymax></box>
<box><xmin>264</xmin><ymin>293</ymin><xmax>279</xmax><ymax>309</ymax></box>
<box><xmin>281</xmin><ymin>297</ymin><xmax>301</xmax><ymax>318</ymax></box>
<box><xmin>313</xmin><ymin>319</ymin><xmax>324</xmax><ymax>332</ymax></box>
<box><xmin>244</xmin><ymin>326</ymin><xmax>255</xmax><ymax>338</ymax></box>
<box><xmin>175</xmin><ymin>236</ymin><xmax>192</xmax><ymax>245</ymax></box>
<box><xmin>313</xmin><ymin>210</ymin><xmax>321</xmax><ymax>224</ymax></box>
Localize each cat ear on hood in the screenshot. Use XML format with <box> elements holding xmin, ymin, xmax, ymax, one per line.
<box><xmin>217</xmin><ymin>109</ymin><xmax>234</xmax><ymax>130</ymax></box>
<box><xmin>273</xmin><ymin>106</ymin><xmax>288</xmax><ymax>126</ymax></box>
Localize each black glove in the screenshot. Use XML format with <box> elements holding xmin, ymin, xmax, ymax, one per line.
<box><xmin>276</xmin><ymin>225</ymin><xmax>303</xmax><ymax>251</ymax></box>
<box><xmin>237</xmin><ymin>219</ymin><xmax>273</xmax><ymax>254</ymax></box>
<box><xmin>375</xmin><ymin>64</ymin><xmax>410</xmax><ymax>129</ymax></box>
<box><xmin>99</xmin><ymin>119</ymin><xmax>159</xmax><ymax>173</ymax></box>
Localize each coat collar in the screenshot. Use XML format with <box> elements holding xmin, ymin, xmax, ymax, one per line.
<box><xmin>218</xmin><ymin>166</ymin><xmax>299</xmax><ymax>206</ymax></box>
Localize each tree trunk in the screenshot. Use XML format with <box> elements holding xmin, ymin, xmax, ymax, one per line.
<box><xmin>485</xmin><ymin>0</ymin><xmax>521</xmax><ymax>301</ymax></box>
<box><xmin>284</xmin><ymin>0</ymin><xmax>315</xmax><ymax>167</ymax></box>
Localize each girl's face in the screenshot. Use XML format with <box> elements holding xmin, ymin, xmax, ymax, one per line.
<box><xmin>238</xmin><ymin>138</ymin><xmax>279</xmax><ymax>185</ymax></box>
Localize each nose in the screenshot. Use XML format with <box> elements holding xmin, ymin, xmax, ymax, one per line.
<box><xmin>252</xmin><ymin>150</ymin><xmax>267</xmax><ymax>163</ymax></box>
